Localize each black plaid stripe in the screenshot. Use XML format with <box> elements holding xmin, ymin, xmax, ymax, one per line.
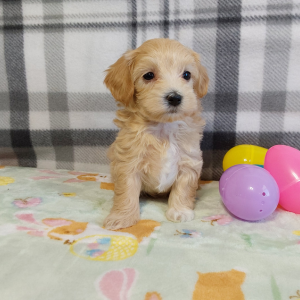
<box><xmin>1</xmin><ymin>11</ymin><xmax>300</xmax><ymax>31</ymax></box>
<box><xmin>0</xmin><ymin>129</ymin><xmax>117</xmax><ymax>146</ymax></box>
<box><xmin>3</xmin><ymin>0</ymin><xmax>37</xmax><ymax>167</ymax></box>
<box><xmin>130</xmin><ymin>0</ymin><xmax>137</xmax><ymax>49</ymax></box>
<box><xmin>162</xmin><ymin>0</ymin><xmax>169</xmax><ymax>38</ymax></box>
<box><xmin>210</xmin><ymin>0</ymin><xmax>242</xmax><ymax>179</ymax></box>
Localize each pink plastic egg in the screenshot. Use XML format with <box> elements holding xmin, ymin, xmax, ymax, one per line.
<box><xmin>219</xmin><ymin>164</ymin><xmax>279</xmax><ymax>221</ymax></box>
<box><xmin>264</xmin><ymin>145</ymin><xmax>300</xmax><ymax>214</ymax></box>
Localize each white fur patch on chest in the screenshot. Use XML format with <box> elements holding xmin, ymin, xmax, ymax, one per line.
<box><xmin>149</xmin><ymin>121</ymin><xmax>183</xmax><ymax>192</ymax></box>
<box><xmin>157</xmin><ymin>139</ymin><xmax>179</xmax><ymax>192</ymax></box>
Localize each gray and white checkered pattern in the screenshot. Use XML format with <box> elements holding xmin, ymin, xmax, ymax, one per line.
<box><xmin>0</xmin><ymin>0</ymin><xmax>300</xmax><ymax>180</ymax></box>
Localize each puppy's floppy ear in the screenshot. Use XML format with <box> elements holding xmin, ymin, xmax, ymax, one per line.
<box><xmin>104</xmin><ymin>50</ymin><xmax>136</xmax><ymax>106</ymax></box>
<box><xmin>192</xmin><ymin>51</ymin><xmax>209</xmax><ymax>99</ymax></box>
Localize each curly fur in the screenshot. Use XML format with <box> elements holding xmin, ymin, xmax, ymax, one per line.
<box><xmin>103</xmin><ymin>38</ymin><xmax>208</xmax><ymax>229</ymax></box>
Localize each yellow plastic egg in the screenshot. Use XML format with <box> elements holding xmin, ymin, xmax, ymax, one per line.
<box><xmin>223</xmin><ymin>144</ymin><xmax>268</xmax><ymax>171</ymax></box>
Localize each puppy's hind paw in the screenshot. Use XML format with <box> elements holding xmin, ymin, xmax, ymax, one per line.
<box><xmin>103</xmin><ymin>211</ymin><xmax>140</xmax><ymax>230</ymax></box>
<box><xmin>166</xmin><ymin>207</ymin><xmax>195</xmax><ymax>223</ymax></box>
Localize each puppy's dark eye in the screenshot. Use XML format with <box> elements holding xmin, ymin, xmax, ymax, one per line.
<box><xmin>143</xmin><ymin>72</ymin><xmax>155</xmax><ymax>80</ymax></box>
<box><xmin>183</xmin><ymin>71</ymin><xmax>191</xmax><ymax>81</ymax></box>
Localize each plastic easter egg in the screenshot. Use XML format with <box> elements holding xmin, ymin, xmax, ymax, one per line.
<box><xmin>264</xmin><ymin>145</ymin><xmax>300</xmax><ymax>214</ymax></box>
<box><xmin>219</xmin><ymin>165</ymin><xmax>279</xmax><ymax>221</ymax></box>
<box><xmin>223</xmin><ymin>144</ymin><xmax>268</xmax><ymax>171</ymax></box>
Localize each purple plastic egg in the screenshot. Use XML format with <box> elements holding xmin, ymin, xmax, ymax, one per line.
<box><xmin>219</xmin><ymin>164</ymin><xmax>279</xmax><ymax>221</ymax></box>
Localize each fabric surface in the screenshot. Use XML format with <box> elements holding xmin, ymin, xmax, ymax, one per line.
<box><xmin>0</xmin><ymin>0</ymin><xmax>300</xmax><ymax>180</ymax></box>
<box><xmin>1</xmin><ymin>165</ymin><xmax>300</xmax><ymax>299</ymax></box>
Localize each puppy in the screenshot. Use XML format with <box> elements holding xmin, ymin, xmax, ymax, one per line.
<box><xmin>103</xmin><ymin>38</ymin><xmax>208</xmax><ymax>230</ymax></box>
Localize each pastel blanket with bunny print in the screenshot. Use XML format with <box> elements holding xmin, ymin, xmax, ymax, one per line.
<box><xmin>0</xmin><ymin>166</ymin><xmax>300</xmax><ymax>300</ymax></box>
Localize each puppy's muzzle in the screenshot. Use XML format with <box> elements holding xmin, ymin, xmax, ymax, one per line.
<box><xmin>165</xmin><ymin>92</ymin><xmax>182</xmax><ymax>107</ymax></box>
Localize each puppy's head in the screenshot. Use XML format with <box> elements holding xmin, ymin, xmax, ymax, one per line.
<box><xmin>104</xmin><ymin>38</ymin><xmax>209</xmax><ymax>122</ymax></box>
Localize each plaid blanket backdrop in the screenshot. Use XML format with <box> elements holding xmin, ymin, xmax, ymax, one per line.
<box><xmin>0</xmin><ymin>0</ymin><xmax>299</xmax><ymax>180</ymax></box>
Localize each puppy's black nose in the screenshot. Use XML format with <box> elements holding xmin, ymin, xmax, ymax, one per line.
<box><xmin>166</xmin><ymin>92</ymin><xmax>182</xmax><ymax>107</ymax></box>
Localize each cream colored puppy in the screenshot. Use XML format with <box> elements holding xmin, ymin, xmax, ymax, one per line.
<box><xmin>104</xmin><ymin>38</ymin><xmax>208</xmax><ymax>230</ymax></box>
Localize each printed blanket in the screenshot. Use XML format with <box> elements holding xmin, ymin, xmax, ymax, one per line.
<box><xmin>0</xmin><ymin>166</ymin><xmax>300</xmax><ymax>299</ymax></box>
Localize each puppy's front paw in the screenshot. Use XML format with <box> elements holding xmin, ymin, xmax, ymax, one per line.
<box><xmin>103</xmin><ymin>211</ymin><xmax>140</xmax><ymax>230</ymax></box>
<box><xmin>166</xmin><ymin>207</ymin><xmax>195</xmax><ymax>223</ymax></box>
